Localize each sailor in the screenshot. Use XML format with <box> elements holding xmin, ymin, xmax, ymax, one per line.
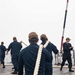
<box><xmin>60</xmin><ymin>37</ymin><xmax>74</xmax><ymax>72</ymax></box>
<box><xmin>0</xmin><ymin>42</ymin><xmax>6</xmax><ymax>68</ymax></box>
<box><xmin>40</xmin><ymin>34</ymin><xmax>58</xmax><ymax>75</ymax></box>
<box><xmin>18</xmin><ymin>32</ymin><xmax>52</xmax><ymax>75</ymax></box>
<box><xmin>7</xmin><ymin>37</ymin><xmax>22</xmax><ymax>74</ymax></box>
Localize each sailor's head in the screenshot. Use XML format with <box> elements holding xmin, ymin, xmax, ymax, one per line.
<box><xmin>40</xmin><ymin>34</ymin><xmax>48</xmax><ymax>41</ymax></box>
<box><xmin>28</xmin><ymin>32</ymin><xmax>38</xmax><ymax>43</ymax></box>
<box><xmin>66</xmin><ymin>37</ymin><xmax>71</xmax><ymax>42</ymax></box>
<box><xmin>66</xmin><ymin>37</ymin><xmax>70</xmax><ymax>40</ymax></box>
<box><xmin>13</xmin><ymin>37</ymin><xmax>17</xmax><ymax>41</ymax></box>
<box><xmin>1</xmin><ymin>42</ymin><xmax>4</xmax><ymax>45</ymax></box>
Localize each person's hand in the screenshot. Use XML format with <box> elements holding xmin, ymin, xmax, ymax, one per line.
<box><xmin>20</xmin><ymin>41</ymin><xmax>22</xmax><ymax>44</ymax></box>
<box><xmin>71</xmin><ymin>46</ymin><xmax>73</xmax><ymax>49</ymax></box>
<box><xmin>70</xmin><ymin>46</ymin><xmax>73</xmax><ymax>49</ymax></box>
<box><xmin>5</xmin><ymin>51</ymin><xmax>8</xmax><ymax>55</ymax></box>
<box><xmin>69</xmin><ymin>46</ymin><xmax>73</xmax><ymax>50</ymax></box>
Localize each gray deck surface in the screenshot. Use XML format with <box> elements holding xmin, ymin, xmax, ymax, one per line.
<box><xmin>0</xmin><ymin>65</ymin><xmax>75</xmax><ymax>75</ymax></box>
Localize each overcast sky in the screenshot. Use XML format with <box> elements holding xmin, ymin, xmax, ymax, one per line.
<box><xmin>0</xmin><ymin>0</ymin><xmax>75</xmax><ymax>50</ymax></box>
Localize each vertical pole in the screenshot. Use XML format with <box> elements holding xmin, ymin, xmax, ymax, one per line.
<box><xmin>73</xmin><ymin>50</ymin><xmax>75</xmax><ymax>66</ymax></box>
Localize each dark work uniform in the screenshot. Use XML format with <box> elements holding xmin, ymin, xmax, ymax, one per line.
<box><xmin>61</xmin><ymin>42</ymin><xmax>73</xmax><ymax>70</ymax></box>
<box><xmin>0</xmin><ymin>45</ymin><xmax>6</xmax><ymax>66</ymax></box>
<box><xmin>18</xmin><ymin>43</ymin><xmax>52</xmax><ymax>75</ymax></box>
<box><xmin>8</xmin><ymin>41</ymin><xmax>22</xmax><ymax>71</ymax></box>
<box><xmin>41</xmin><ymin>41</ymin><xmax>58</xmax><ymax>75</ymax></box>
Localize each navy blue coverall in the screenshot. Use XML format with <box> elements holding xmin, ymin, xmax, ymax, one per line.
<box><xmin>0</xmin><ymin>44</ymin><xmax>6</xmax><ymax>66</ymax></box>
<box><xmin>61</xmin><ymin>42</ymin><xmax>73</xmax><ymax>70</ymax></box>
<box><xmin>41</xmin><ymin>41</ymin><xmax>58</xmax><ymax>75</ymax></box>
<box><xmin>18</xmin><ymin>43</ymin><xmax>52</xmax><ymax>75</ymax></box>
<box><xmin>8</xmin><ymin>41</ymin><xmax>22</xmax><ymax>71</ymax></box>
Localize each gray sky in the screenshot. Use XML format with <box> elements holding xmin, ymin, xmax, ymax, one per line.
<box><xmin>0</xmin><ymin>0</ymin><xmax>75</xmax><ymax>50</ymax></box>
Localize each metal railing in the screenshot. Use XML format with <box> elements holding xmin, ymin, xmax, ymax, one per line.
<box><xmin>54</xmin><ymin>50</ymin><xmax>75</xmax><ymax>66</ymax></box>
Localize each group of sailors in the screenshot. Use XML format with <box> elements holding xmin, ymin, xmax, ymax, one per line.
<box><xmin>0</xmin><ymin>32</ymin><xmax>74</xmax><ymax>75</ymax></box>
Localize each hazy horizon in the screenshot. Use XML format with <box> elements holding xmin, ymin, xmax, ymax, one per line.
<box><xmin>0</xmin><ymin>0</ymin><xmax>75</xmax><ymax>51</ymax></box>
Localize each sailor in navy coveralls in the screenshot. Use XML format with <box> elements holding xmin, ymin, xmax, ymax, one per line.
<box><xmin>7</xmin><ymin>37</ymin><xmax>22</xmax><ymax>74</ymax></box>
<box><xmin>0</xmin><ymin>42</ymin><xmax>6</xmax><ymax>68</ymax></box>
<box><xmin>40</xmin><ymin>34</ymin><xmax>58</xmax><ymax>75</ymax></box>
<box><xmin>60</xmin><ymin>37</ymin><xmax>74</xmax><ymax>72</ymax></box>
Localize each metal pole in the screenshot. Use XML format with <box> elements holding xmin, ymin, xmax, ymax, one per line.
<box><xmin>57</xmin><ymin>0</ymin><xmax>69</xmax><ymax>65</ymax></box>
<box><xmin>73</xmin><ymin>50</ymin><xmax>75</xmax><ymax>66</ymax></box>
<box><xmin>60</xmin><ymin>0</ymin><xmax>69</xmax><ymax>53</ymax></box>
